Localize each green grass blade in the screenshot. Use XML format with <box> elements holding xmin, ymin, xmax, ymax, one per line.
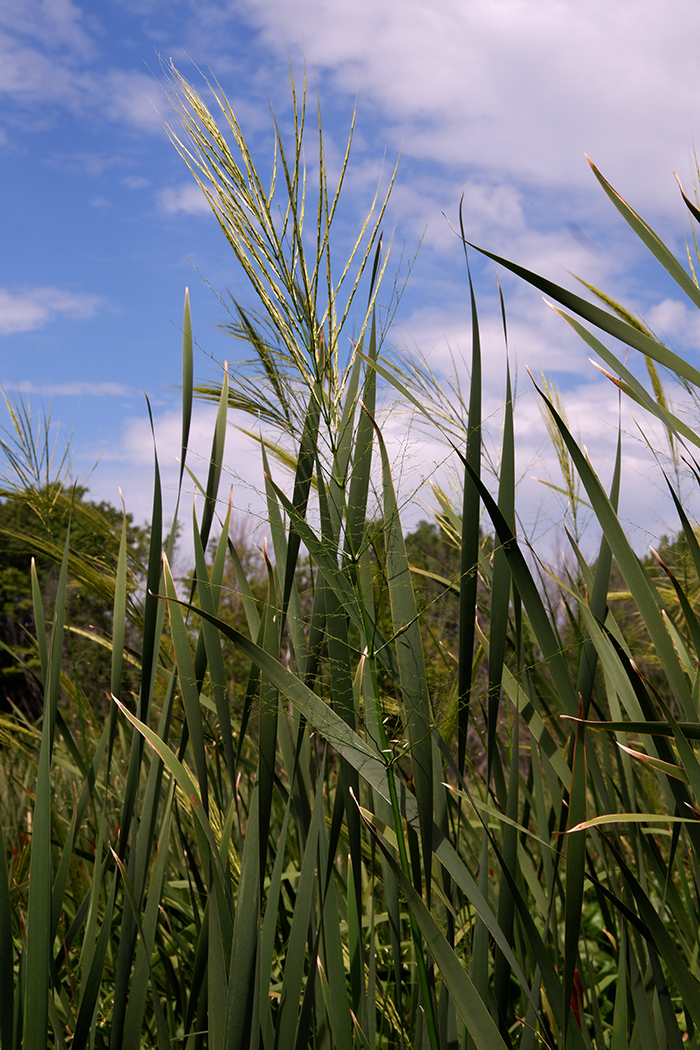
<box><xmin>606</xmin><ymin>841</ymin><xmax>700</xmax><ymax>1030</ymax></box>
<box><xmin>30</xmin><ymin>557</ymin><xmax>46</xmax><ymax>683</ymax></box>
<box><xmin>226</xmin><ymin>531</ymin><xmax>262</xmax><ymax>639</ymax></box>
<box><xmin>458</xmin><ymin>231</ymin><xmax>482</xmax><ymax>776</ymax></box>
<box><xmin>109</xmin><ymin>847</ymin><xmax>172</xmax><ymax>1050</ymax></box>
<box><xmin>367</xmin><ymin>409</ymin><xmax>434</xmax><ymax>900</ymax></box>
<box><xmin>274</xmin><ymin>762</ymin><xmax>325</xmax><ymax>1050</ymax></box>
<box><xmin>260</xmin><ymin>446</ymin><xmax>306</xmax><ymax>669</ymax></box>
<box><xmin>122</xmin><ymin>781</ymin><xmax>176</xmax><ymax>1048</ymax></box>
<box><xmin>73</xmin><ymin>870</ymin><xmax>119</xmax><ymax>1050</ymax></box>
<box><xmin>675</xmin><ymin>171</ymin><xmax>700</xmax><ymax>224</ymax></box>
<box><xmin>492</xmin><ymin>705</ymin><xmax>519</xmax><ymax>1033</ymax></box>
<box><xmin>563</xmin><ymin>717</ymin><xmax>700</xmax><ymax>739</ymax></box>
<box><xmin>112</xmin><ymin>696</ymin><xmax>224</xmax><ymax>869</ymax></box>
<box><xmin>258</xmin><ymin>798</ymin><xmax>292</xmax><ymax>1048</ymax></box>
<box><xmin>463</xmin><ymin>241</ymin><xmax>700</xmax><ymax>389</ymax></box>
<box><xmin>263</xmin><ymin>471</ymin><xmax>401</xmax><ymax>681</ymax></box>
<box><xmin>108</xmin><ymin>501</ymin><xmax>128</xmax><ymax>771</ymax></box>
<box><xmin>180</xmin><ymin>286</ymin><xmax>193</xmax><ymax>490</ymax></box>
<box><xmin>362</xmin><ymin>811</ymin><xmax>509</xmax><ymax>1050</ymax></box>
<box><xmin>461</xmin><ymin>457</ymin><xmax>579</xmax><ymax>715</ymax></box>
<box><xmin>200</xmin><ymin>362</ymin><xmax>229</xmax><ymax>553</ymax></box>
<box><xmin>110</xmin><ymin>665</ymin><xmax>178</xmax><ymax>1048</ymax></box>
<box><xmin>281</xmin><ymin>381</ymin><xmax>321</xmax><ymax>624</ymax></box>
<box><xmin>257</xmin><ymin>549</ymin><xmax>280</xmax><ymax>889</ymax></box>
<box><xmin>488</xmin><ymin>341</ymin><xmax>514</xmax><ymax>787</ymax></box>
<box><xmin>316</xmin><ymin>808</ymin><xmax>354</xmax><ymax>1050</ymax></box>
<box><xmin>551</xmin><ymin>305</ymin><xmax>700</xmax><ymax>453</ymax></box>
<box><xmin>51</xmin><ymin>722</ymin><xmax>109</xmax><ymax>942</ymax></box>
<box><xmin>610</xmin><ymin>927</ymin><xmax>628</xmax><ymax>1050</ymax></box>
<box><xmin>137</xmin><ymin>394</ymin><xmax>164</xmax><ymax>725</ymax></box>
<box><xmin>532</xmin><ymin>377</ymin><xmax>693</xmax><ymax>718</ymax></box>
<box><xmin>210</xmin><ymin>883</ymin><xmax>230</xmax><ymax>1050</ymax></box>
<box><xmin>344</xmin><ymin>309</ymin><xmax>377</xmax><ymax>568</ymax></box>
<box><xmin>586</xmin><ymin>157</ymin><xmax>700</xmax><ymax>310</ymax></box>
<box><xmin>163</xmin><ymin>552</ymin><xmax>210</xmax><ymax>813</ymax></box>
<box><xmin>193</xmin><ymin>503</ymin><xmax>236</xmax><ymax>781</ymax></box>
<box><xmin>576</xmin><ymin>423</ymin><xmax>621</xmax><ymax>714</ymax></box>
<box><xmin>652</xmin><ymin>548</ymin><xmax>700</xmax><ymax>661</ymax></box>
<box><xmin>345</xmin><ymin>855</ymin><xmax>365</xmax><ymax>1034</ymax></box>
<box><xmin>23</xmin><ymin>527</ymin><xmax>69</xmax><ymax>1050</ymax></box>
<box><xmin>564</xmin><ymin>709</ymin><xmax>586</xmax><ymax>1039</ymax></box>
<box><xmin>0</xmin><ymin>814</ymin><xmax>13</xmax><ymax>1050</ymax></box>
<box><xmin>316</xmin><ymin>469</ymin><xmax>363</xmax><ymax>898</ymax></box>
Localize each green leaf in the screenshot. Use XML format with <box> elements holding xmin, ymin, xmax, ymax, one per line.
<box><xmin>463</xmin><ymin>237</ymin><xmax>700</xmax><ymax>390</ymax></box>
<box><xmin>192</xmin><ymin>504</ymin><xmax>236</xmax><ymax>781</ymax></box>
<box><xmin>564</xmin><ymin>708</ymin><xmax>586</xmax><ymax>1037</ymax></box>
<box><xmin>569</xmin><ymin>812</ymin><xmax>700</xmax><ymax>832</ymax></box>
<box><xmin>274</xmin><ymin>764</ymin><xmax>325</xmax><ymax>1050</ymax></box>
<box><xmin>200</xmin><ymin>362</ymin><xmax>229</xmax><ymax>553</ymax></box>
<box><xmin>0</xmin><ymin>814</ymin><xmax>13</xmax><ymax>1050</ymax></box>
<box><xmin>608</xmin><ymin>841</ymin><xmax>700</xmax><ymax>1030</ymax></box>
<box><xmin>458</xmin><ymin>233</ymin><xmax>482</xmax><ymax>777</ymax></box>
<box><xmin>109</xmin><ymin>848</ymin><xmax>172</xmax><ymax>1050</ymax></box>
<box><xmin>369</xmin><ymin>411</ymin><xmax>434</xmax><ymax>903</ymax></box>
<box><xmin>616</xmin><ymin>742</ymin><xmax>689</xmax><ymax>783</ymax></box>
<box><xmin>122</xmin><ymin>782</ymin><xmax>176</xmax><ymax>1048</ymax></box>
<box><xmin>531</xmin><ymin>376</ymin><xmax>693</xmax><ymax>719</ymax></box>
<box><xmin>361</xmin><ymin>811</ymin><xmax>510</xmax><ymax>1050</ymax></box>
<box><xmin>225</xmin><ymin>786</ymin><xmax>259</xmax><ymax>1050</ymax></box>
<box><xmin>586</xmin><ymin>157</ymin><xmax>700</xmax><ymax>311</ymax></box>
<box><xmin>112</xmin><ymin>696</ymin><xmax>224</xmax><ymax>870</ymax></box>
<box><xmin>163</xmin><ymin>553</ymin><xmax>210</xmax><ymax>813</ymax></box>
<box><xmin>24</xmin><ymin>525</ymin><xmax>70</xmax><ymax>1050</ymax></box>
<box><xmin>180</xmin><ymin>286</ymin><xmax>193</xmax><ymax>491</ymax></box>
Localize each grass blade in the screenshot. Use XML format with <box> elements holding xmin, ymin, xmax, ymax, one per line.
<box><xmin>23</xmin><ymin>527</ymin><xmax>69</xmax><ymax>1050</ymax></box>
<box><xmin>180</xmin><ymin>287</ymin><xmax>193</xmax><ymax>491</ymax></box>
<box><xmin>0</xmin><ymin>813</ymin><xmax>13</xmax><ymax>1050</ymax></box>
<box><xmin>362</xmin><ymin>810</ymin><xmax>510</xmax><ymax>1050</ymax></box>
<box><xmin>458</xmin><ymin>229</ymin><xmax>482</xmax><ymax>777</ymax></box>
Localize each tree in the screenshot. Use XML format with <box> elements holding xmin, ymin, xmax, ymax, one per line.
<box><xmin>0</xmin><ymin>484</ymin><xmax>148</xmax><ymax>718</ymax></box>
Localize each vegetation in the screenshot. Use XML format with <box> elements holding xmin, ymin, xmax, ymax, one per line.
<box><xmin>0</xmin><ymin>496</ymin><xmax>147</xmax><ymax>719</ymax></box>
<box><xmin>5</xmin><ymin>65</ymin><xmax>700</xmax><ymax>1050</ymax></box>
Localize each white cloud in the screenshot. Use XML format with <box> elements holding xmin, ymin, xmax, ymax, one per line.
<box><xmin>0</xmin><ymin>287</ymin><xmax>103</xmax><ymax>335</ymax></box>
<box><xmin>374</xmin><ymin>362</ymin><xmax>696</xmax><ymax>556</ymax></box>
<box><xmin>6</xmin><ymin>380</ymin><xmax>133</xmax><ymax>397</ymax></box>
<box><xmin>102</xmin><ymin>69</ymin><xmax>168</xmax><ymax>132</ymax></box>
<box><xmin>1</xmin><ymin>0</ymin><xmax>697</xmax><ymax>558</ymax></box>
<box><xmin>0</xmin><ymin>30</ymin><xmax>88</xmax><ymax>106</ymax></box>
<box><xmin>0</xmin><ymin>0</ymin><xmax>94</xmax><ymax>58</ymax></box>
<box><xmin>47</xmin><ymin>151</ymin><xmax>123</xmax><ymax>176</ymax></box>
<box><xmin>644</xmin><ymin>297</ymin><xmax>700</xmax><ymax>349</ymax></box>
<box><xmin>123</xmin><ymin>174</ymin><xmax>150</xmax><ymax>189</ymax></box>
<box><xmin>77</xmin><ymin>351</ymin><xmax>696</xmax><ymax>566</ymax></box>
<box><xmin>236</xmin><ymin>0</ymin><xmax>700</xmax><ymax>221</ymax></box>
<box><xmin>86</xmin><ymin>402</ymin><xmax>271</xmax><ymax>557</ymax></box>
<box><xmin>158</xmin><ymin>182</ymin><xmax>212</xmax><ymax>215</ymax></box>
<box><xmin>0</xmin><ymin>12</ymin><xmax>168</xmax><ymax>133</ymax></box>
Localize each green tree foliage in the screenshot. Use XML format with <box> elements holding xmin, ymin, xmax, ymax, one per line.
<box><xmin>0</xmin><ymin>484</ymin><xmax>148</xmax><ymax>717</ymax></box>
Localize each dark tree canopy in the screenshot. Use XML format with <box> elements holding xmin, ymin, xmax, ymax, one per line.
<box><xmin>0</xmin><ymin>484</ymin><xmax>148</xmax><ymax>718</ymax></box>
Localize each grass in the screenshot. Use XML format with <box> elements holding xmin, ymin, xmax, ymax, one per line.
<box><xmin>3</xmin><ymin>64</ymin><xmax>700</xmax><ymax>1050</ymax></box>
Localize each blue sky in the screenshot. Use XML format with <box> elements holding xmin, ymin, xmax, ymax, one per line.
<box><xmin>3</xmin><ymin>0</ymin><xmax>700</xmax><ymax>554</ymax></box>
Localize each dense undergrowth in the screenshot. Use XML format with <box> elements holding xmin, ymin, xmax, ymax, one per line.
<box><xmin>4</xmin><ymin>65</ymin><xmax>700</xmax><ymax>1050</ymax></box>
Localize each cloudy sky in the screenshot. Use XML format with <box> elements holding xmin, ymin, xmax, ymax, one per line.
<box><xmin>2</xmin><ymin>0</ymin><xmax>700</xmax><ymax>555</ymax></box>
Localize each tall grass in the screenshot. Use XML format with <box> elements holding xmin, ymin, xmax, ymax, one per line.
<box><xmin>4</xmin><ymin>69</ymin><xmax>700</xmax><ymax>1050</ymax></box>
